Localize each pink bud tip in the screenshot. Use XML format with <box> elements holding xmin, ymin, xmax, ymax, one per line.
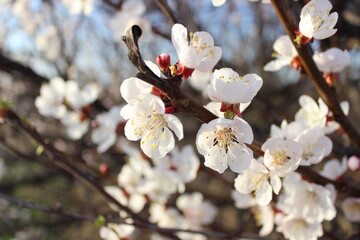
<box><xmin>348</xmin><ymin>156</ymin><xmax>360</xmax><ymax>171</ymax></box>
<box><xmin>290</xmin><ymin>56</ymin><xmax>302</xmax><ymax>70</ymax></box>
<box><xmin>99</xmin><ymin>164</ymin><xmax>109</xmax><ymax>175</ymax></box>
<box><xmin>156</xmin><ymin>53</ymin><xmax>171</xmax><ymax>70</ymax></box>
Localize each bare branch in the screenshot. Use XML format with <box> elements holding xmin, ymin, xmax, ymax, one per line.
<box><xmin>0</xmin><ymin>192</ymin><xmax>276</xmax><ymax>239</ymax></box>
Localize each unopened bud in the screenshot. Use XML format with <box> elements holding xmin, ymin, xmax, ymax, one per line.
<box><xmin>290</xmin><ymin>56</ymin><xmax>302</xmax><ymax>70</ymax></box>
<box><xmin>99</xmin><ymin>164</ymin><xmax>109</xmax><ymax>175</ymax></box>
<box><xmin>323</xmin><ymin>73</ymin><xmax>339</xmax><ymax>87</ymax></box>
<box><xmin>348</xmin><ymin>156</ymin><xmax>360</xmax><ymax>171</ymax></box>
<box><xmin>156</xmin><ymin>53</ymin><xmax>171</xmax><ymax>70</ymax></box>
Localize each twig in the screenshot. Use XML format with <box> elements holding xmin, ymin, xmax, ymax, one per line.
<box><xmin>4</xmin><ymin>109</ymin><xmax>181</xmax><ymax>240</ymax></box>
<box><xmin>269</xmin><ymin>0</ymin><xmax>360</xmax><ymax>151</ymax></box>
<box><xmin>0</xmin><ymin>192</ymin><xmax>273</xmax><ymax>239</ymax></box>
<box><xmin>155</xmin><ymin>0</ymin><xmax>179</xmax><ymax>26</ymax></box>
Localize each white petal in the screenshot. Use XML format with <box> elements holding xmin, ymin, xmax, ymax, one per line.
<box><xmin>227</xmin><ymin>145</ymin><xmax>253</xmax><ymax>173</ymax></box>
<box><xmin>299</xmin><ymin>14</ymin><xmax>315</xmax><ymax>38</ymax></box>
<box><xmin>270</xmin><ymin>174</ymin><xmax>282</xmax><ymax>194</ymax></box>
<box><xmin>255</xmin><ymin>177</ymin><xmax>272</xmax><ymax>206</ymax></box>
<box><xmin>164</xmin><ymin>114</ymin><xmax>184</xmax><ymax>140</ymax></box>
<box><xmin>141</xmin><ymin>127</ymin><xmax>175</xmax><ymax>159</ymax></box>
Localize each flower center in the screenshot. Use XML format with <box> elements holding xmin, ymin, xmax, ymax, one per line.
<box><xmin>291</xmin><ymin>219</ymin><xmax>308</xmax><ymax>230</ymax></box>
<box><xmin>349</xmin><ymin>202</ymin><xmax>360</xmax><ymax>213</ymax></box>
<box><xmin>213</xmin><ymin>128</ymin><xmax>239</xmax><ymax>153</ymax></box>
<box><xmin>270</xmin><ymin>149</ymin><xmax>290</xmax><ymax>166</ymax></box>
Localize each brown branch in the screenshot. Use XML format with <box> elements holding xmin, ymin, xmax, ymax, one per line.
<box><xmin>269</xmin><ymin>0</ymin><xmax>360</xmax><ymax>151</ymax></box>
<box><xmin>0</xmin><ymin>52</ymin><xmax>108</xmax><ymax>112</ymax></box>
<box><xmin>0</xmin><ymin>192</ymin><xmax>274</xmax><ymax>239</ymax></box>
<box><xmin>0</xmin><ymin>52</ymin><xmax>48</xmax><ymax>86</ymax></box>
<box><xmin>155</xmin><ymin>0</ymin><xmax>179</xmax><ymax>26</ymax></box>
<box><xmin>3</xmin><ymin>109</ymin><xmax>181</xmax><ymax>240</ymax></box>
<box><xmin>121</xmin><ymin>25</ymin><xmax>360</xmax><ymax>198</ymax></box>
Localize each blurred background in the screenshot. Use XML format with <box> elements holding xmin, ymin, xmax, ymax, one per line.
<box><xmin>0</xmin><ymin>0</ymin><xmax>359</xmax><ymax>239</ymax></box>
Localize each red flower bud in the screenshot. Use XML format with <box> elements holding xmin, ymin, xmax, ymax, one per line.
<box><xmin>99</xmin><ymin>164</ymin><xmax>109</xmax><ymax>175</ymax></box>
<box><xmin>323</xmin><ymin>73</ymin><xmax>339</xmax><ymax>87</ymax></box>
<box><xmin>290</xmin><ymin>56</ymin><xmax>302</xmax><ymax>70</ymax></box>
<box><xmin>156</xmin><ymin>53</ymin><xmax>171</xmax><ymax>70</ymax></box>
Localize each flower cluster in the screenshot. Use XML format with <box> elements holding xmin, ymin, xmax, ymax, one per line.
<box><xmin>100</xmin><ymin>144</ymin><xmax>206</xmax><ymax>239</ymax></box>
<box><xmin>35</xmin><ymin>77</ymin><xmax>99</xmax><ymax>140</ymax></box>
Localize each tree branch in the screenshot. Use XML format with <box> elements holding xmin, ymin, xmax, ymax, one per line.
<box><xmin>0</xmin><ymin>192</ymin><xmax>274</xmax><ymax>239</ymax></box>
<box><xmin>121</xmin><ymin>25</ymin><xmax>360</xmax><ymax>198</ymax></box>
<box><xmin>269</xmin><ymin>0</ymin><xmax>360</xmax><ymax>151</ymax></box>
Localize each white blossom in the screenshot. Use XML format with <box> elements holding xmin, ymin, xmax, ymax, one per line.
<box><xmin>196</xmin><ymin>117</ymin><xmax>253</xmax><ymax>173</ymax></box>
<box><xmin>348</xmin><ymin>156</ymin><xmax>360</xmax><ymax>171</ymax></box>
<box><xmin>61</xmin><ymin>0</ymin><xmax>96</xmax><ymax>16</ymax></box>
<box><xmin>99</xmin><ymin>223</ymin><xmax>135</xmax><ymax>240</ymax></box>
<box><xmin>299</xmin><ymin>0</ymin><xmax>338</xmax><ymax>40</ymax></box>
<box><xmin>262</xmin><ymin>138</ymin><xmax>303</xmax><ymax>177</ymax></box>
<box><xmin>109</xmin><ymin>0</ymin><xmax>152</xmax><ymax>42</ymax></box>
<box><xmin>153</xmin><ymin>145</ymin><xmax>200</xmax><ymax>185</ymax></box>
<box><xmin>212</xmin><ymin>0</ymin><xmax>227</xmax><ymax>7</ymax></box>
<box><xmin>61</xmin><ymin>112</ymin><xmax>89</xmax><ymax>140</ymax></box>
<box><xmin>264</xmin><ymin>35</ymin><xmax>298</xmax><ymax>72</ymax></box>
<box><xmin>341</xmin><ymin>198</ymin><xmax>360</xmax><ymax>222</ymax></box>
<box><xmin>176</xmin><ymin>192</ymin><xmax>217</xmax><ymax>225</ymax></box>
<box><xmin>279</xmin><ymin>173</ymin><xmax>336</xmax><ymax>224</ymax></box>
<box><xmin>231</xmin><ymin>190</ymin><xmax>256</xmax><ymax>209</ymax></box>
<box><xmin>256</xmin><ymin>205</ymin><xmax>275</xmax><ymax>236</ymax></box>
<box><xmin>120</xmin><ymin>61</ymin><xmax>161</xmax><ymax>103</ymax></box>
<box><xmin>188</xmin><ymin>69</ymin><xmax>212</xmax><ymax>97</ymax></box>
<box><xmin>91</xmin><ymin>106</ymin><xmax>124</xmax><ymax>153</ymax></box>
<box><xmin>104</xmin><ymin>185</ymin><xmax>146</xmax><ymax>213</ymax></box>
<box><xmin>319</xmin><ymin>157</ymin><xmax>347</xmax><ymax>180</ymax></box>
<box><xmin>295</xmin><ymin>95</ymin><xmax>328</xmax><ymax>129</ymax></box>
<box><xmin>120</xmin><ymin>94</ymin><xmax>183</xmax><ymax>159</ymax></box>
<box><xmin>295</xmin><ymin>95</ymin><xmax>349</xmax><ymax>134</ymax></box>
<box><xmin>35</xmin><ymin>25</ymin><xmax>61</xmax><ymax>61</ymax></box>
<box><xmin>137</xmin><ymin>169</ymin><xmax>179</xmax><ymax>203</ymax></box>
<box><xmin>276</xmin><ymin>214</ymin><xmax>323</xmax><ymax>240</ymax></box>
<box><xmin>35</xmin><ymin>77</ymin><xmax>67</xmax><ymax>119</ymax></box>
<box><xmin>313</xmin><ymin>48</ymin><xmax>351</xmax><ymax>73</ymax></box>
<box><xmin>149</xmin><ymin>203</ymin><xmax>185</xmax><ymax>228</ymax></box>
<box><xmin>171</xmin><ymin>23</ymin><xmax>222</xmax><ymax>72</ymax></box>
<box><xmin>207</xmin><ymin>68</ymin><xmax>263</xmax><ymax>104</ymax></box>
<box><xmin>270</xmin><ymin>120</ymin><xmax>306</xmax><ymax>141</ymax></box>
<box><xmin>12</xmin><ymin>0</ymin><xmax>43</xmax><ymax>34</ymax></box>
<box><xmin>295</xmin><ymin>127</ymin><xmax>332</xmax><ymax>166</ymax></box>
<box><xmin>234</xmin><ymin>159</ymin><xmax>281</xmax><ymax>206</ymax></box>
<box><xmin>65</xmin><ymin>80</ymin><xmax>99</xmax><ymax>110</ymax></box>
